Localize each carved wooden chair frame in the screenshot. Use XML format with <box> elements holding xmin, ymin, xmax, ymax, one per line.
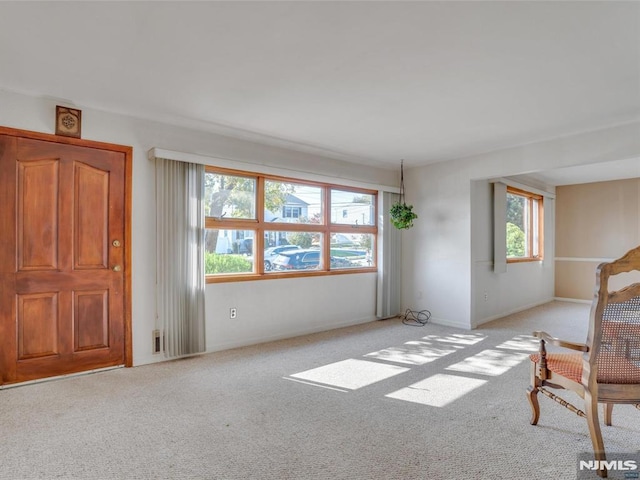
<box><xmin>527</xmin><ymin>246</ymin><xmax>640</xmax><ymax>478</ymax></box>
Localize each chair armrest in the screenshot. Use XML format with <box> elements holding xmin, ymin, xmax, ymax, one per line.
<box><xmin>533</xmin><ymin>331</ymin><xmax>589</xmax><ymax>352</ymax></box>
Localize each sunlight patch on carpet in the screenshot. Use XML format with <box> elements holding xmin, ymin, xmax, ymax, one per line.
<box><xmin>495</xmin><ymin>335</ymin><xmax>539</xmax><ymax>352</ymax></box>
<box><xmin>385</xmin><ymin>374</ymin><xmax>487</xmax><ymax>407</ymax></box>
<box><xmin>288</xmin><ymin>359</ymin><xmax>409</xmax><ymax>390</ymax></box>
<box><xmin>364</xmin><ymin>341</ymin><xmax>458</xmax><ymax>365</ymax></box>
<box><xmin>445</xmin><ymin>349</ymin><xmax>529</xmax><ymax>376</ymax></box>
<box><xmin>421</xmin><ymin>333</ymin><xmax>486</xmax><ymax>345</ymax></box>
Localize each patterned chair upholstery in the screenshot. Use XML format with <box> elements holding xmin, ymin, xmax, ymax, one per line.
<box><xmin>527</xmin><ymin>246</ymin><xmax>640</xmax><ymax>478</ymax></box>
<box><xmin>529</xmin><ymin>352</ymin><xmax>583</xmax><ymax>383</ymax></box>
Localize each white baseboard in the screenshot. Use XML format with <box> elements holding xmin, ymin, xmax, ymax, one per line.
<box><xmin>429</xmin><ymin>316</ymin><xmax>472</xmax><ymax>330</ymax></box>
<box><xmin>553</xmin><ymin>297</ymin><xmax>592</xmax><ymax>304</ymax></box>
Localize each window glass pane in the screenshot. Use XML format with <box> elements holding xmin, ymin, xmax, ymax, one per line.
<box><xmin>265</xmin><ymin>230</ymin><xmax>323</xmax><ymax>271</ymax></box>
<box><xmin>263</xmin><ymin>239</ymin><xmax>305</xmax><ymax>272</ymax></box>
<box><xmin>331</xmin><ymin>189</ymin><xmax>375</xmax><ymax>226</ymax></box>
<box><xmin>330</xmin><ymin>233</ymin><xmax>374</xmax><ymax>269</ymax></box>
<box><xmin>204</xmin><ymin>172</ymin><xmax>256</xmax><ymax>219</ymax></box>
<box><xmin>205</xmin><ymin>229</ymin><xmax>254</xmax><ymax>274</ymax></box>
<box><xmin>264</xmin><ymin>181</ymin><xmax>323</xmax><ymax>224</ymax></box>
<box><xmin>506</xmin><ymin>193</ymin><xmax>526</xmax><ymax>258</ymax></box>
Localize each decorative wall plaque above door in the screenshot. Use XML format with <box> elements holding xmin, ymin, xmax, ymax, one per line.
<box><xmin>55</xmin><ymin>105</ymin><xmax>82</xmax><ymax>138</ymax></box>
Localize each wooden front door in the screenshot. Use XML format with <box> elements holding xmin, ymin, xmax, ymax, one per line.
<box><xmin>0</xmin><ymin>129</ymin><xmax>132</xmax><ymax>385</ymax></box>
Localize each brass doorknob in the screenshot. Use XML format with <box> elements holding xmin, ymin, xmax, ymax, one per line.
<box><xmin>112</xmin><ymin>240</ymin><xmax>121</xmax><ymax>247</ymax></box>
<box><xmin>112</xmin><ymin>265</ymin><xmax>122</xmax><ymax>272</ymax></box>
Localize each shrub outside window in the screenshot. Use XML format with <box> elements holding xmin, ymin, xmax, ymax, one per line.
<box><xmin>204</xmin><ymin>229</ymin><xmax>255</xmax><ymax>275</ymax></box>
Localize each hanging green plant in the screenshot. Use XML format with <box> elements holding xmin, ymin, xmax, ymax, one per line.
<box><xmin>390</xmin><ymin>201</ymin><xmax>418</xmax><ymax>229</ymax></box>
<box><xmin>390</xmin><ymin>160</ymin><xmax>418</xmax><ymax>229</ymax></box>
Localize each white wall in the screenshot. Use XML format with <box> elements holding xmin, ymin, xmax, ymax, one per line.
<box><xmin>400</xmin><ymin>161</ymin><xmax>473</xmax><ymax>329</ymax></box>
<box><xmin>206</xmin><ymin>273</ymin><xmax>377</xmax><ymax>352</ymax></box>
<box><xmin>0</xmin><ymin>89</ymin><xmax>395</xmax><ymax>366</ymax></box>
<box><xmin>403</xmin><ymin>121</ymin><xmax>640</xmax><ymax>329</ymax></box>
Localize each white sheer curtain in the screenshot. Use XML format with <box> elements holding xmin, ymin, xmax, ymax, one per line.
<box><xmin>155</xmin><ymin>158</ymin><xmax>206</xmax><ymax>358</ymax></box>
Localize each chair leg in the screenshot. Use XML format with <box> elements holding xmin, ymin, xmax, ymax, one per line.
<box><xmin>527</xmin><ymin>386</ymin><xmax>540</xmax><ymax>425</ymax></box>
<box><xmin>585</xmin><ymin>391</ymin><xmax>607</xmax><ymax>478</ymax></box>
<box><xmin>527</xmin><ymin>362</ymin><xmax>540</xmax><ymax>425</ymax></box>
<box><xmin>604</xmin><ymin>403</ymin><xmax>613</xmax><ymax>426</ymax></box>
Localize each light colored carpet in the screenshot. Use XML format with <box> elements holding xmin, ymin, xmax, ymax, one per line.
<box><xmin>1</xmin><ymin>301</ymin><xmax>638</xmax><ymax>480</ymax></box>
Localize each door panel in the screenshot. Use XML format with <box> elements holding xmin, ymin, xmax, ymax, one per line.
<box><xmin>0</xmin><ymin>132</ymin><xmax>131</xmax><ymax>385</ymax></box>
<box><xmin>74</xmin><ymin>163</ymin><xmax>109</xmax><ymax>269</ymax></box>
<box><xmin>74</xmin><ymin>289</ymin><xmax>109</xmax><ymax>351</ymax></box>
<box><xmin>18</xmin><ymin>159</ymin><xmax>59</xmax><ymax>271</ymax></box>
<box><xmin>17</xmin><ymin>292</ymin><xmax>59</xmax><ymax>360</ymax></box>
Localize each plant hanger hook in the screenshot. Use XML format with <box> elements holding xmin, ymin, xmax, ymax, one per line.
<box><xmin>400</xmin><ymin>159</ymin><xmax>406</xmax><ymax>205</ymax></box>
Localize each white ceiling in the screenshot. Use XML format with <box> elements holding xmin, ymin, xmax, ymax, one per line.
<box><xmin>0</xmin><ymin>1</ymin><xmax>639</xmax><ymax>175</ymax></box>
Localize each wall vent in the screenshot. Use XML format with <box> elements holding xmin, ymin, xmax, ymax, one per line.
<box><xmin>153</xmin><ymin>329</ymin><xmax>162</xmax><ymax>354</ymax></box>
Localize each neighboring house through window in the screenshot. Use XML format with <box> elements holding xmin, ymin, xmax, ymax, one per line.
<box><xmin>282</xmin><ymin>194</ymin><xmax>307</xmax><ymax>220</ymax></box>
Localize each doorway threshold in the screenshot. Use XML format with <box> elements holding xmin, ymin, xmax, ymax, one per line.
<box><xmin>0</xmin><ymin>365</ymin><xmax>124</xmax><ymax>390</ymax></box>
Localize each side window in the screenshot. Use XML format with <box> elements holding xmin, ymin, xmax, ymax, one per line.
<box><xmin>506</xmin><ymin>187</ymin><xmax>543</xmax><ymax>262</ymax></box>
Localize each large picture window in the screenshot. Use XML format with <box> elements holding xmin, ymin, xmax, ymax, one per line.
<box><xmin>506</xmin><ymin>186</ymin><xmax>543</xmax><ymax>262</ymax></box>
<box><xmin>204</xmin><ymin>167</ymin><xmax>377</xmax><ymax>281</ymax></box>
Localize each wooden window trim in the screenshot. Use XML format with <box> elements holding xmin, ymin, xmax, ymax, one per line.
<box><xmin>204</xmin><ymin>166</ymin><xmax>378</xmax><ymax>282</ymax></box>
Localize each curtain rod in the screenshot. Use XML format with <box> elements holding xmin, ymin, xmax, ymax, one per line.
<box><xmin>150</xmin><ymin>148</ymin><xmax>400</xmax><ymax>194</ymax></box>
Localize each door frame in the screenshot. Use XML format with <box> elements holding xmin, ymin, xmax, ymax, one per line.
<box><xmin>0</xmin><ymin>126</ymin><xmax>133</xmax><ymax>369</ymax></box>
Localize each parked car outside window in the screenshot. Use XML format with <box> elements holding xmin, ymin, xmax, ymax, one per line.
<box><xmin>271</xmin><ymin>249</ymin><xmax>357</xmax><ymax>271</ymax></box>
<box><xmin>273</xmin><ymin>249</ymin><xmax>320</xmax><ymax>270</ymax></box>
<box><xmin>263</xmin><ymin>245</ymin><xmax>302</xmax><ymax>271</ymax></box>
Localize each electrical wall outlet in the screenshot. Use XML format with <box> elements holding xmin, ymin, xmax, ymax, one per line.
<box><xmin>230</xmin><ymin>308</ymin><xmax>237</xmax><ymax>319</ymax></box>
